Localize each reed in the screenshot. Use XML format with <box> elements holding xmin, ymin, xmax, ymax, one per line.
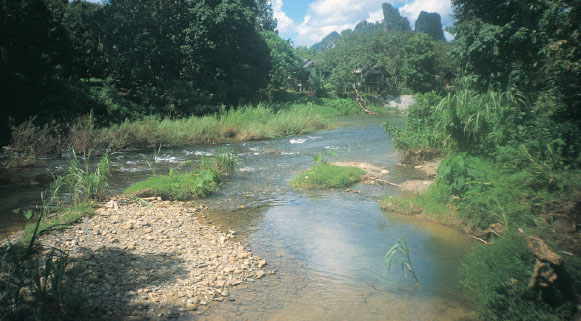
<box><xmin>384</xmin><ymin>238</ymin><xmax>419</xmax><ymax>285</ymax></box>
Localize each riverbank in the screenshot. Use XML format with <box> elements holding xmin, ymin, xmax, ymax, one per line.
<box><xmin>37</xmin><ymin>196</ymin><xmax>272</xmax><ymax>320</ymax></box>
<box><xmin>2</xmin><ymin>98</ymin><xmax>397</xmax><ymax>168</ymax></box>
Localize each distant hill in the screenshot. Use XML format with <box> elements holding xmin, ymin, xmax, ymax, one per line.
<box><xmin>415</xmin><ymin>11</ymin><xmax>445</xmax><ymax>40</ymax></box>
<box><xmin>382</xmin><ymin>3</ymin><xmax>411</xmax><ymax>32</ymax></box>
<box><xmin>353</xmin><ymin>20</ymin><xmax>383</xmax><ymax>34</ymax></box>
<box><xmin>311</xmin><ymin>31</ymin><xmax>341</xmax><ymax>51</ymax></box>
<box><xmin>310</xmin><ymin>3</ymin><xmax>444</xmax><ymax>50</ymax></box>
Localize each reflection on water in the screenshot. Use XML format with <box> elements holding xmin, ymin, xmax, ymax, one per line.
<box><xmin>0</xmin><ymin>115</ymin><xmax>475</xmax><ymax>319</ymax></box>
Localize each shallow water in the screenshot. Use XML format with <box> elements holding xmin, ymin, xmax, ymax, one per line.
<box><xmin>0</xmin><ymin>115</ymin><xmax>475</xmax><ymax>319</ymax></box>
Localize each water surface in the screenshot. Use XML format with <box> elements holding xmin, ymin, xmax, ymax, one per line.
<box><xmin>0</xmin><ymin>115</ymin><xmax>475</xmax><ymax>320</ymax></box>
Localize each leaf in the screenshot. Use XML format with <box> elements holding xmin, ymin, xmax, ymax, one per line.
<box><xmin>24</xmin><ymin>210</ymin><xmax>34</xmax><ymax>220</ymax></box>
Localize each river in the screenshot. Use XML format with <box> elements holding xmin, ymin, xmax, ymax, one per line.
<box><xmin>0</xmin><ymin>115</ymin><xmax>475</xmax><ymax>320</ymax></box>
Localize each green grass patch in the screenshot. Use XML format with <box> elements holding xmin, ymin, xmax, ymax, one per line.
<box><xmin>23</xmin><ymin>202</ymin><xmax>94</xmax><ymax>244</ymax></box>
<box><xmin>380</xmin><ymin>188</ymin><xmax>458</xmax><ymax>225</ymax></box>
<box><xmin>290</xmin><ymin>163</ymin><xmax>366</xmax><ymax>189</ymax></box>
<box><xmin>124</xmin><ymin>169</ymin><xmax>220</xmax><ymax>201</ymax></box>
<box><xmin>380</xmin><ymin>196</ymin><xmax>424</xmax><ymax>215</ymax></box>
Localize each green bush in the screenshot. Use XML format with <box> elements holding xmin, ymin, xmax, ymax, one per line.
<box><xmin>383</xmin><ymin>92</ymin><xmax>445</xmax><ymax>162</ymax></box>
<box><xmin>290</xmin><ymin>163</ymin><xmax>366</xmax><ymax>189</ymax></box>
<box><xmin>432</xmin><ymin>153</ymin><xmax>581</xmax><ymax>229</ymax></box>
<box><xmin>460</xmin><ymin>233</ymin><xmax>575</xmax><ymax>321</ymax></box>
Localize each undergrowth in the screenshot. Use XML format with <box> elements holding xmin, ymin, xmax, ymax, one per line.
<box><xmin>460</xmin><ymin>233</ymin><xmax>578</xmax><ymax>321</ymax></box>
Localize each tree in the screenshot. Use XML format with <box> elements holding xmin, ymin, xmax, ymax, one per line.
<box><xmin>63</xmin><ymin>0</ymin><xmax>106</xmax><ymax>80</ymax></box>
<box><xmin>262</xmin><ymin>31</ymin><xmax>302</xmax><ymax>93</ymax></box>
<box><xmin>0</xmin><ymin>0</ymin><xmax>77</xmax><ymax>144</ymax></box>
<box><xmin>255</xmin><ymin>0</ymin><xmax>277</xmax><ymax>31</ymax></box>
<box><xmin>415</xmin><ymin>11</ymin><xmax>445</xmax><ymax>41</ymax></box>
<box><xmin>181</xmin><ymin>0</ymin><xmax>270</xmax><ymax>105</ymax></box>
<box><xmin>400</xmin><ymin>33</ymin><xmax>437</xmax><ymax>92</ymax></box>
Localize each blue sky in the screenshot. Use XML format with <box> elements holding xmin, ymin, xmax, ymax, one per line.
<box><xmin>274</xmin><ymin>0</ymin><xmax>455</xmax><ymax>46</ymax></box>
<box><xmin>82</xmin><ymin>0</ymin><xmax>454</xmax><ymax>46</ymax></box>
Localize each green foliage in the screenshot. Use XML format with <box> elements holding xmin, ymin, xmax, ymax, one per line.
<box><xmin>314</xmin><ymin>23</ymin><xmax>451</xmax><ymax>94</ymax></box>
<box><xmin>460</xmin><ymin>233</ymin><xmax>575</xmax><ymax>321</ymax></box>
<box><xmin>20</xmin><ymin>152</ymin><xmax>109</xmax><ymax>245</ymax></box>
<box><xmin>383</xmin><ymin>92</ymin><xmax>445</xmax><ymax>162</ymax></box>
<box><xmin>124</xmin><ymin>169</ymin><xmax>220</xmax><ymax>201</ymax></box>
<box><xmin>400</xmin><ymin>33</ymin><xmax>437</xmax><ymax>92</ymax></box>
<box><xmin>290</xmin><ymin>163</ymin><xmax>366</xmax><ymax>189</ymax></box>
<box><xmin>384</xmin><ymin>238</ymin><xmax>419</xmax><ymax>284</ymax></box>
<box><xmin>450</xmin><ymin>0</ymin><xmax>581</xmax><ymax>133</ymax></box>
<box><xmin>308</xmin><ymin>69</ymin><xmax>327</xmax><ymax>98</ymax></box>
<box><xmin>23</xmin><ymin>203</ymin><xmax>94</xmax><ymax>246</ymax></box>
<box><xmin>262</xmin><ymin>31</ymin><xmax>303</xmax><ymax>94</ymax></box>
<box><xmin>145</xmin><ymin>145</ymin><xmax>162</xmax><ymax>177</ymax></box>
<box><xmin>387</xmin><ymin>82</ymin><xmax>581</xmax><ymax>169</ymax></box>
<box><xmin>2</xmin><ymin>0</ymin><xmax>282</xmax><ymax>146</ymax></box>
<box><xmin>434</xmin><ymin>153</ymin><xmax>581</xmax><ymax>229</ymax></box>
<box><xmin>380</xmin><ymin>196</ymin><xmax>424</xmax><ymax>216</ymax></box>
<box><xmin>5</xmin><ymin>101</ymin><xmax>345</xmax><ymax>163</ymax></box>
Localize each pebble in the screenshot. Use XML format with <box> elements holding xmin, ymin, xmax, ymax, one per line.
<box><xmin>39</xmin><ymin>197</ymin><xmax>265</xmax><ymax>320</ymax></box>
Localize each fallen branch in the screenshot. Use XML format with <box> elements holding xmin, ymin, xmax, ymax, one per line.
<box><xmin>471</xmin><ymin>235</ymin><xmax>489</xmax><ymax>244</ymax></box>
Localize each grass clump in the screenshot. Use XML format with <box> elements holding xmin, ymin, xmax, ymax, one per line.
<box><xmin>200</xmin><ymin>147</ymin><xmax>239</xmax><ymax>176</ymax></box>
<box><xmin>124</xmin><ymin>169</ymin><xmax>219</xmax><ymax>201</ymax></box>
<box><xmin>290</xmin><ymin>163</ymin><xmax>366</xmax><ymax>189</ymax></box>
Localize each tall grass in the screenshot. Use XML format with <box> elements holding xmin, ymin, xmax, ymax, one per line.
<box><xmin>64</xmin><ymin>151</ymin><xmax>111</xmax><ymax>203</ymax></box>
<box><xmin>4</xmin><ymin>98</ymin><xmax>382</xmax><ymax>168</ymax></box>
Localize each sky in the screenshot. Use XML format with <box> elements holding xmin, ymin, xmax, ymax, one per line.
<box><xmin>272</xmin><ymin>0</ymin><xmax>455</xmax><ymax>46</ymax></box>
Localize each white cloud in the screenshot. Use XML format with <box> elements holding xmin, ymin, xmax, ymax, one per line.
<box><xmin>274</xmin><ymin>0</ymin><xmax>455</xmax><ymax>46</ymax></box>
<box><xmin>399</xmin><ymin>0</ymin><xmax>453</xmax><ymax>30</ymax></box>
<box><xmin>272</xmin><ymin>0</ymin><xmax>296</xmax><ymax>35</ymax></box>
<box><xmin>366</xmin><ymin>9</ymin><xmax>384</xmax><ymax>23</ymax></box>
